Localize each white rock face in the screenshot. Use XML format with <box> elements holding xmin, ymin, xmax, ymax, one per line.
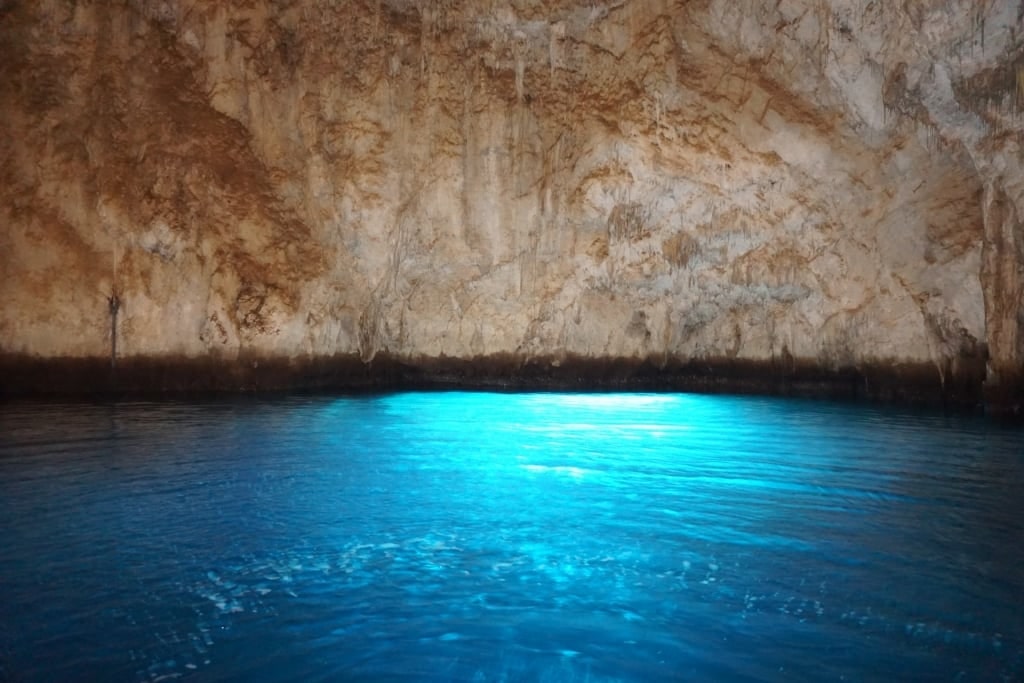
<box><xmin>1</xmin><ymin>1</ymin><xmax>1020</xmax><ymax>396</ymax></box>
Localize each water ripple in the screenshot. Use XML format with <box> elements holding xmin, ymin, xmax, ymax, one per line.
<box><xmin>0</xmin><ymin>393</ymin><xmax>1022</xmax><ymax>682</ymax></box>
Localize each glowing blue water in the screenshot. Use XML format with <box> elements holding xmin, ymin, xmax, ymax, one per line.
<box><xmin>0</xmin><ymin>393</ymin><xmax>1021</xmax><ymax>682</ymax></box>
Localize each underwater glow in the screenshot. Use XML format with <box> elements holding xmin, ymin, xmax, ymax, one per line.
<box><xmin>0</xmin><ymin>392</ymin><xmax>1022</xmax><ymax>682</ymax></box>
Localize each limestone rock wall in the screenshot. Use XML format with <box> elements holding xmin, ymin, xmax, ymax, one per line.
<box><xmin>1</xmin><ymin>0</ymin><xmax>1021</xmax><ymax>392</ymax></box>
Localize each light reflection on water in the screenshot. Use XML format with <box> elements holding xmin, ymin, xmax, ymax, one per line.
<box><xmin>0</xmin><ymin>392</ymin><xmax>1022</xmax><ymax>682</ymax></box>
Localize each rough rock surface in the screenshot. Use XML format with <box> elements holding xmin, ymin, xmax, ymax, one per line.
<box><xmin>1</xmin><ymin>1</ymin><xmax>1022</xmax><ymax>410</ymax></box>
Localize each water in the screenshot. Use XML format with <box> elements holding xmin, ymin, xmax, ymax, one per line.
<box><xmin>0</xmin><ymin>392</ymin><xmax>1021</xmax><ymax>682</ymax></box>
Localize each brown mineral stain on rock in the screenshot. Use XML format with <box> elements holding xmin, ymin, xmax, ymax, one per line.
<box><xmin>1</xmin><ymin>1</ymin><xmax>1022</xmax><ymax>415</ymax></box>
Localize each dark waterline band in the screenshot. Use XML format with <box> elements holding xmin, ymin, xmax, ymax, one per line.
<box><xmin>2</xmin><ymin>351</ymin><xmax>1017</xmax><ymax>416</ymax></box>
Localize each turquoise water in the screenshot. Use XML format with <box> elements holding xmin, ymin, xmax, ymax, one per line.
<box><xmin>0</xmin><ymin>392</ymin><xmax>1021</xmax><ymax>682</ymax></box>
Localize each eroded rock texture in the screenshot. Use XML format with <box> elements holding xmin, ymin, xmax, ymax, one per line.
<box><xmin>1</xmin><ymin>0</ymin><xmax>1022</xmax><ymax>407</ymax></box>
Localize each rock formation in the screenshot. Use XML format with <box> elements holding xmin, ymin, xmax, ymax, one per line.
<box><xmin>1</xmin><ymin>0</ymin><xmax>1022</xmax><ymax>411</ymax></box>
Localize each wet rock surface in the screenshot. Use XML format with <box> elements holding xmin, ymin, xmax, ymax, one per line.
<box><xmin>0</xmin><ymin>351</ymin><xmax>988</xmax><ymax>416</ymax></box>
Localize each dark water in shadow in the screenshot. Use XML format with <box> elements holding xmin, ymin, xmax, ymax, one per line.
<box><xmin>0</xmin><ymin>392</ymin><xmax>1021</xmax><ymax>682</ymax></box>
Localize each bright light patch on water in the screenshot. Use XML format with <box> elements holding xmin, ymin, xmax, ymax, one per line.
<box><xmin>520</xmin><ymin>464</ymin><xmax>589</xmax><ymax>478</ymax></box>
<box><xmin>0</xmin><ymin>392</ymin><xmax>1022</xmax><ymax>682</ymax></box>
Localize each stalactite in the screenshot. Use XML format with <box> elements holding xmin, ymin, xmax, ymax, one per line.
<box><xmin>548</xmin><ymin>21</ymin><xmax>564</xmax><ymax>83</ymax></box>
<box><xmin>513</xmin><ymin>30</ymin><xmax>527</xmax><ymax>103</ymax></box>
<box><xmin>418</xmin><ymin>3</ymin><xmax>433</xmax><ymax>77</ymax></box>
<box><xmin>1017</xmin><ymin>66</ymin><xmax>1024</xmax><ymax>111</ymax></box>
<box><xmin>108</xmin><ymin>236</ymin><xmax>121</xmax><ymax>369</ymax></box>
<box><xmin>816</xmin><ymin>3</ymin><xmax>831</xmax><ymax>71</ymax></box>
<box><xmin>653</xmin><ymin>93</ymin><xmax>662</xmax><ymax>143</ymax></box>
<box><xmin>972</xmin><ymin>0</ymin><xmax>987</xmax><ymax>55</ymax></box>
<box><xmin>358</xmin><ymin>298</ymin><xmax>382</xmax><ymax>363</ymax></box>
<box><xmin>108</xmin><ymin>291</ymin><xmax>120</xmax><ymax>369</ymax></box>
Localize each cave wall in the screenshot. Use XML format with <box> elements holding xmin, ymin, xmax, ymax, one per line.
<box><xmin>1</xmin><ymin>0</ymin><xmax>1021</xmax><ymax>401</ymax></box>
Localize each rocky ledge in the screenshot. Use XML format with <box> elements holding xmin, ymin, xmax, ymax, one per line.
<box><xmin>3</xmin><ymin>352</ymin><xmax>1014</xmax><ymax>418</ymax></box>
